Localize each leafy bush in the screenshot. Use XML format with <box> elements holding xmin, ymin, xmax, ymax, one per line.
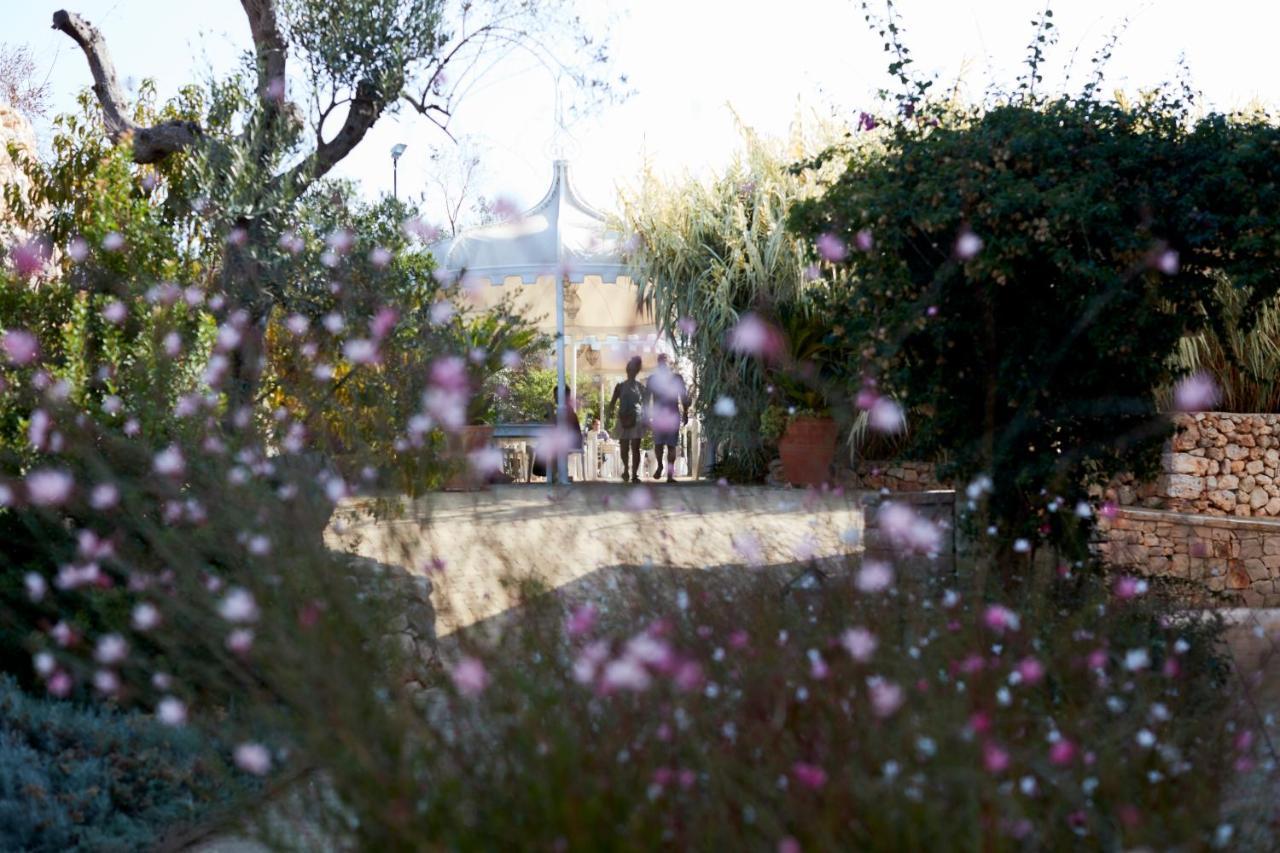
<box><xmin>0</xmin><ymin>675</ymin><xmax>235</xmax><ymax>852</ymax></box>
<box><xmin>790</xmin><ymin>86</ymin><xmax>1280</xmax><ymax>560</ymax></box>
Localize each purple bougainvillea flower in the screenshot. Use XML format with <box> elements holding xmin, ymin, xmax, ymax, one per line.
<box><xmin>791</xmin><ymin>762</ymin><xmax>828</xmax><ymax>790</ymax></box>
<box><xmin>858</xmin><ymin>111</ymin><xmax>877</xmax><ymax>132</ymax></box>
<box><xmin>10</xmin><ymin>238</ymin><xmax>49</xmax><ymax>279</ymax></box>
<box><xmin>854</xmin><ymin>228</ymin><xmax>874</xmax><ymax>252</ymax></box>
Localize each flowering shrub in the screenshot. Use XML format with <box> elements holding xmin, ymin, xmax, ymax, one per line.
<box><xmin>280</xmin><ymin>561</ymin><xmax>1243</xmax><ymax>850</ymax></box>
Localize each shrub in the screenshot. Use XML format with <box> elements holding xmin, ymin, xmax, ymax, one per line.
<box><xmin>790</xmin><ymin>90</ymin><xmax>1280</xmax><ymax>561</ymax></box>
<box><xmin>0</xmin><ymin>675</ymin><xmax>236</xmax><ymax>852</ymax></box>
<box><xmin>273</xmin><ymin>555</ymin><xmax>1243</xmax><ymax>850</ymax></box>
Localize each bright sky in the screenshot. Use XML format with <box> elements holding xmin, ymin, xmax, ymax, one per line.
<box><xmin>11</xmin><ymin>1</ymin><xmax>1280</xmax><ymax>225</ymax></box>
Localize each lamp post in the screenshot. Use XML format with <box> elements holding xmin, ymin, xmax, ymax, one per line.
<box><xmin>390</xmin><ymin>143</ymin><xmax>407</xmax><ymax>200</ymax></box>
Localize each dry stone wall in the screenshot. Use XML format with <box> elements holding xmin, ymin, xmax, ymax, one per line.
<box><xmin>847</xmin><ymin>460</ymin><xmax>947</xmax><ymax>493</ymax></box>
<box><xmin>1098</xmin><ymin>507</ymin><xmax>1280</xmax><ymax>607</ymax></box>
<box><xmin>1105</xmin><ymin>413</ymin><xmax>1280</xmax><ymax>519</ymax></box>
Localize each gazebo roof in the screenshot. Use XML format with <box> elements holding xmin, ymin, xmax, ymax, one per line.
<box><xmin>431</xmin><ymin>159</ymin><xmax>632</xmax><ymax>284</ymax></box>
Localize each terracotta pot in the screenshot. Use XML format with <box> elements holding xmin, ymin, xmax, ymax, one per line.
<box><xmin>443</xmin><ymin>424</ymin><xmax>495</xmax><ymax>491</ymax></box>
<box><xmin>777</xmin><ymin>416</ymin><xmax>838</xmax><ymax>487</ymax></box>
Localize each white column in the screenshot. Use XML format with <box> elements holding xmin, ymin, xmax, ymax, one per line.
<box><xmin>555</xmin><ymin>274</ymin><xmax>569</xmax><ymax>485</ymax></box>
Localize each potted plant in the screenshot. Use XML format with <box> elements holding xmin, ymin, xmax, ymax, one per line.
<box><xmin>761</xmin><ymin>305</ymin><xmax>842</xmax><ymax>486</ymax></box>
<box><xmin>442</xmin><ymin>306</ymin><xmax>544</xmax><ymax>490</ymax></box>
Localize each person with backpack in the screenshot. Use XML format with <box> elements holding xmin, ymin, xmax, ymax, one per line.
<box><xmin>607</xmin><ymin>356</ymin><xmax>648</xmax><ymax>483</ymax></box>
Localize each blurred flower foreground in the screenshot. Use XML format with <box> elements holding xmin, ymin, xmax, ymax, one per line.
<box><xmin>3</xmin><ymin>2</ymin><xmax>1280</xmax><ymax>851</ymax></box>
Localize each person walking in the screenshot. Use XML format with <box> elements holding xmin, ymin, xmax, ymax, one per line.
<box><xmin>647</xmin><ymin>353</ymin><xmax>689</xmax><ymax>483</ymax></box>
<box><xmin>607</xmin><ymin>356</ymin><xmax>647</xmax><ymax>483</ymax></box>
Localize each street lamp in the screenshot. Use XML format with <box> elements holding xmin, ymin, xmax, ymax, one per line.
<box><xmin>390</xmin><ymin>143</ymin><xmax>407</xmax><ymax>200</ymax></box>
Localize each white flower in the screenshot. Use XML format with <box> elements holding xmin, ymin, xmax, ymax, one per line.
<box><xmin>841</xmin><ymin>627</ymin><xmax>878</xmax><ymax>662</ymax></box>
<box><xmin>1124</xmin><ymin>648</ymin><xmax>1151</xmax><ymax>671</ymax></box>
<box><xmin>26</xmin><ymin>469</ymin><xmax>73</xmax><ymax>506</ymax></box>
<box><xmin>132</xmin><ymin>602</ymin><xmax>161</xmax><ymax>631</ymax></box>
<box><xmin>868</xmin><ymin>398</ymin><xmax>905</xmax><ymax>433</ymax></box>
<box><xmin>157</xmin><ymin>697</ymin><xmax>187</xmax><ymax>726</ymax></box>
<box><xmin>955</xmin><ymin>231</ymin><xmax>983</xmax><ymax>259</ymax></box>
<box><xmin>713</xmin><ymin>396</ymin><xmax>737</xmax><ymax>418</ymax></box>
<box><xmin>153</xmin><ymin>445</ymin><xmax>185</xmax><ymax>477</ymax></box>
<box><xmin>234</xmin><ymin>742</ymin><xmax>272</xmax><ymax>775</ymax></box>
<box><xmin>95</xmin><ymin>633</ymin><xmax>128</xmax><ymax>665</ymax></box>
<box><xmin>219</xmin><ymin>588</ymin><xmax>260</xmax><ymax>623</ymax></box>
<box><xmin>856</xmin><ymin>560</ymin><xmax>894</xmax><ymax>593</ymax></box>
<box><xmin>24</xmin><ymin>572</ymin><xmax>46</xmax><ymax>602</ymax></box>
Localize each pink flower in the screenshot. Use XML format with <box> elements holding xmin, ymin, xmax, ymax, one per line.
<box><xmin>876</xmin><ymin>502</ymin><xmax>941</xmax><ymax>555</ymax></box>
<box><xmin>430</xmin><ymin>356</ymin><xmax>470</xmax><ymax>393</ymax></box>
<box><xmin>601</xmin><ymin>656</ymin><xmax>651</xmax><ymax>692</ymax></box>
<box><xmin>573</xmin><ymin>640</ymin><xmax>610</xmax><ymax>684</ymax></box>
<box><xmin>3</xmin><ymin>329</ymin><xmax>39</xmax><ymax>365</ymax></box>
<box><xmin>856</xmin><ymin>561</ymin><xmax>894</xmax><ymax>593</ymax></box>
<box><xmin>226</xmin><ymin>628</ymin><xmax>254</xmax><ymax>654</ymax></box>
<box><xmin>982</xmin><ymin>604</ymin><xmax>1021</xmax><ymax>633</ymax></box>
<box><xmin>727</xmin><ymin>313</ymin><xmax>783</xmax><ymax>360</ymax></box>
<box><xmin>841</xmin><ymin>627</ymin><xmax>878</xmax><ymax>662</ymax></box>
<box><xmin>102</xmin><ymin>300</ymin><xmax>128</xmax><ymax>325</ymax></box>
<box><xmin>815</xmin><ymin>233</ymin><xmax>847</xmax><ymax>262</ymax></box>
<box><xmin>10</xmin><ymin>238</ymin><xmax>49</xmax><ymax>279</ymax></box>
<box><xmin>26</xmin><ymin>469</ymin><xmax>73</xmax><ymax>506</ymax></box>
<box><xmin>1173</xmin><ymin>372</ymin><xmax>1219</xmax><ymax>412</ymax></box>
<box><xmin>1016</xmin><ymin>657</ymin><xmax>1045</xmax><ymax>684</ymax></box>
<box><xmin>791</xmin><ymin>761</ymin><xmax>828</xmax><ymax>789</ymax></box>
<box><xmin>854</xmin><ymin>228</ymin><xmax>874</xmax><ymax>252</ymax></box>
<box><xmin>869</xmin><ymin>679</ymin><xmax>904</xmax><ymax>717</ymax></box>
<box><xmin>370</xmin><ymin>307</ymin><xmax>398</xmax><ymax>340</ymax></box>
<box><xmin>778</xmin><ymin>838</ymin><xmax>802</xmax><ymax>853</ymax></box>
<box><xmin>47</xmin><ymin>670</ymin><xmax>72</xmax><ymax>697</ymax></box>
<box><xmin>234</xmin><ymin>742</ymin><xmax>272</xmax><ymax>775</ymax></box>
<box><xmin>429</xmin><ymin>300</ymin><xmax>455</xmax><ymax>325</ymax></box>
<box><xmin>1155</xmin><ymin>248</ymin><xmax>1179</xmax><ymax>275</ymax></box>
<box><xmin>1113</xmin><ymin>575</ymin><xmax>1148</xmax><ymax>600</ymax></box>
<box><xmin>369</xmin><ymin>246</ymin><xmax>393</xmax><ymax>268</ymax></box>
<box><xmin>677</xmin><ymin>316</ymin><xmax>697</xmax><ymax>336</ymax></box>
<box><xmin>566</xmin><ymin>604</ymin><xmax>598</xmax><ymax>637</ymax></box>
<box><xmin>1049</xmin><ymin>739</ymin><xmax>1077</xmax><ymax>766</ymax></box>
<box><xmin>983</xmin><ymin>741</ymin><xmax>1010</xmax><ymax>774</ymax></box>
<box><xmin>672</xmin><ymin>659</ymin><xmax>704</xmax><ymax>691</ymax></box>
<box><xmin>451</xmin><ymin>656</ymin><xmax>489</xmax><ymax>696</ymax></box>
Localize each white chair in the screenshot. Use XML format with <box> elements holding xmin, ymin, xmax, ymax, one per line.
<box><xmin>567</xmin><ymin>450</ymin><xmax>586</xmax><ymax>482</ymax></box>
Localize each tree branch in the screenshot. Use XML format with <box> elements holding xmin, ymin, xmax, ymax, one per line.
<box><xmin>280</xmin><ymin>79</ymin><xmax>385</xmax><ymax>195</ymax></box>
<box><xmin>239</xmin><ymin>0</ymin><xmax>287</xmax><ymax>107</ymax></box>
<box><xmin>52</xmin><ymin>9</ymin><xmax>200</xmax><ymax>163</ymax></box>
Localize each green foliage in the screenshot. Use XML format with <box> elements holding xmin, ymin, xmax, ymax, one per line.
<box><xmin>495</xmin><ymin>364</ymin><xmax>598</xmax><ymax>425</ymax></box>
<box><xmin>619</xmin><ymin>116</ymin><xmax>854</xmax><ymax>479</ymax></box>
<box><xmin>1168</xmin><ymin>276</ymin><xmax>1280</xmax><ymax>413</ymax></box>
<box><xmin>0</xmin><ymin>675</ymin><xmax>236</xmax><ymax>852</ymax></box>
<box><xmin>790</xmin><ymin>91</ymin><xmax>1280</xmax><ymax>556</ymax></box>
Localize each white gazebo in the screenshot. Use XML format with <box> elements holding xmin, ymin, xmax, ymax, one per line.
<box><xmin>431</xmin><ymin>160</ymin><xmax>666</xmax><ymax>482</ymax></box>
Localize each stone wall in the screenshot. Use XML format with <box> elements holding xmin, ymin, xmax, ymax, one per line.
<box><xmin>1105</xmin><ymin>413</ymin><xmax>1280</xmax><ymax>519</ymax></box>
<box><xmin>848</xmin><ymin>460</ymin><xmax>947</xmax><ymax>493</ymax></box>
<box><xmin>1098</xmin><ymin>507</ymin><xmax>1280</xmax><ymax>607</ymax></box>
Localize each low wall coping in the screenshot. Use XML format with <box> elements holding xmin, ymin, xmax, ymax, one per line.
<box><xmin>1115</xmin><ymin>506</ymin><xmax>1280</xmax><ymax>533</ymax></box>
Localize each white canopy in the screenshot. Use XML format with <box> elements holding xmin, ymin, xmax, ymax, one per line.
<box><xmin>431</xmin><ymin>160</ymin><xmax>661</xmax><ymax>482</ymax></box>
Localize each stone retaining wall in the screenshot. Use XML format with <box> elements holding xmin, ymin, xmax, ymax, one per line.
<box><xmin>848</xmin><ymin>460</ymin><xmax>947</xmax><ymax>493</ymax></box>
<box><xmin>1098</xmin><ymin>507</ymin><xmax>1280</xmax><ymax>607</ymax></box>
<box><xmin>1106</xmin><ymin>412</ymin><xmax>1280</xmax><ymax>518</ymax></box>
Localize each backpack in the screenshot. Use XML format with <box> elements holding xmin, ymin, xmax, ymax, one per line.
<box><xmin>618</xmin><ymin>380</ymin><xmax>644</xmax><ymax>428</ymax></box>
